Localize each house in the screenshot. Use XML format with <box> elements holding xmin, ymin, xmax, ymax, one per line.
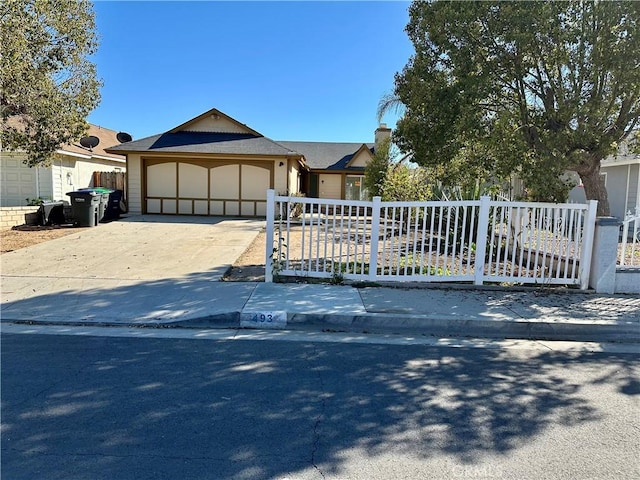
<box><xmin>0</xmin><ymin>123</ymin><xmax>127</xmax><ymax>207</ymax></box>
<box><xmin>105</xmin><ymin>107</ymin><xmax>390</xmax><ymax>217</ymax></box>
<box><xmin>600</xmin><ymin>141</ymin><xmax>639</xmax><ymax>219</ymax></box>
<box><xmin>567</xmin><ymin>140</ymin><xmax>640</xmax><ymax>220</ymax></box>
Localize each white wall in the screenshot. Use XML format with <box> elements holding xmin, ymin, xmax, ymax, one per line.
<box><xmin>52</xmin><ymin>154</ymin><xmax>125</xmax><ymax>205</ymax></box>
<box><xmin>0</xmin><ymin>154</ymin><xmax>51</xmax><ymax>206</ymax></box>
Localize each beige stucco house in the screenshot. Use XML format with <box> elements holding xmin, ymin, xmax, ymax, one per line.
<box><xmin>106</xmin><ymin>108</ymin><xmax>390</xmax><ymax>217</ymax></box>
<box><xmin>0</xmin><ymin>123</ymin><xmax>126</xmax><ymax>207</ymax></box>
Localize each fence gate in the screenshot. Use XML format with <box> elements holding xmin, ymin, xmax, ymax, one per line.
<box><xmin>265</xmin><ymin>191</ymin><xmax>598</xmax><ymax>289</ymax></box>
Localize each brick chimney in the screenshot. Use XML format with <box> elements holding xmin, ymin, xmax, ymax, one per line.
<box><xmin>374</xmin><ymin>123</ymin><xmax>392</xmax><ymax>153</ymax></box>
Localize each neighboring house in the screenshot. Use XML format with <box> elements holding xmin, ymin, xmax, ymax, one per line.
<box><xmin>600</xmin><ymin>141</ymin><xmax>639</xmax><ymax>219</ymax></box>
<box><xmin>105</xmin><ymin>107</ymin><xmax>390</xmax><ymax>217</ymax></box>
<box><xmin>567</xmin><ymin>140</ymin><xmax>640</xmax><ymax>220</ymax></box>
<box><xmin>0</xmin><ymin>123</ymin><xmax>127</xmax><ymax>207</ymax></box>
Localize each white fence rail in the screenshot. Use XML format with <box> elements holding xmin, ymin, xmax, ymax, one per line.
<box><xmin>265</xmin><ymin>191</ymin><xmax>598</xmax><ymax>289</ymax></box>
<box><xmin>619</xmin><ymin>207</ymin><xmax>640</xmax><ymax>267</ymax></box>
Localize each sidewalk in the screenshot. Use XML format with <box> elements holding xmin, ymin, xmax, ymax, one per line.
<box><xmin>2</xmin><ymin>277</ymin><xmax>638</xmax><ymax>343</ymax></box>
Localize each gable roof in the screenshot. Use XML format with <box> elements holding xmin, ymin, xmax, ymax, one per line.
<box><xmin>106</xmin><ymin>107</ymin><xmax>299</xmax><ymax>157</ymax></box>
<box><xmin>104</xmin><ymin>107</ymin><xmax>376</xmax><ymax>171</ymax></box>
<box><xmin>168</xmin><ymin>107</ymin><xmax>262</xmax><ymax>136</ymax></box>
<box><xmin>106</xmin><ymin>131</ymin><xmax>299</xmax><ymax>157</ymax></box>
<box><xmin>62</xmin><ymin>124</ymin><xmax>126</xmax><ymax>162</ymax></box>
<box><xmin>277</xmin><ymin>141</ymin><xmax>374</xmax><ymax>170</ymax></box>
<box><xmin>1</xmin><ymin>116</ymin><xmax>126</xmax><ymax>162</ymax></box>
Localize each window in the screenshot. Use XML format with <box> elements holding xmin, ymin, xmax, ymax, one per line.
<box><xmin>345</xmin><ymin>175</ymin><xmax>369</xmax><ymax>201</ymax></box>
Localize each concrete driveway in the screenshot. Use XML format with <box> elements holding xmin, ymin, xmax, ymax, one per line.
<box><xmin>1</xmin><ymin>215</ymin><xmax>264</xmax><ymax>323</ymax></box>
<box><xmin>2</xmin><ymin>215</ymin><xmax>264</xmax><ymax>282</ymax></box>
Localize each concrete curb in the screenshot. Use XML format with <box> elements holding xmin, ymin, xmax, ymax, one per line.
<box><xmin>285</xmin><ymin>313</ymin><xmax>640</xmax><ymax>343</ymax></box>
<box><xmin>6</xmin><ymin>311</ymin><xmax>637</xmax><ymax>344</ymax></box>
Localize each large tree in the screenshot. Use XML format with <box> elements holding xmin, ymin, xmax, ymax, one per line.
<box><xmin>393</xmin><ymin>1</ymin><xmax>640</xmax><ymax>215</ymax></box>
<box><xmin>1</xmin><ymin>0</ymin><xmax>102</xmax><ymax>166</ymax></box>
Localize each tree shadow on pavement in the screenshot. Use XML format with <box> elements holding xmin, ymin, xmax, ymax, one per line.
<box><xmin>0</xmin><ymin>270</ymin><xmax>254</xmax><ymax>325</ymax></box>
<box><xmin>1</xmin><ymin>333</ymin><xmax>638</xmax><ymax>479</ymax></box>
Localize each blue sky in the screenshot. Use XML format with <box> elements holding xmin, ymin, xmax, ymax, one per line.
<box><xmin>88</xmin><ymin>1</ymin><xmax>413</xmax><ymax>144</ymax></box>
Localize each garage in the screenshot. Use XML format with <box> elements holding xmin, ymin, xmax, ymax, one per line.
<box><xmin>144</xmin><ymin>158</ymin><xmax>273</xmax><ymax>217</ymax></box>
<box><xmin>105</xmin><ymin>108</ymin><xmax>304</xmax><ymax>217</ymax></box>
<box><xmin>0</xmin><ymin>156</ymin><xmax>39</xmax><ymax>206</ymax></box>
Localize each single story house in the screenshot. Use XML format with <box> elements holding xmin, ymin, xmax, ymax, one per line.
<box><xmin>0</xmin><ymin>123</ymin><xmax>127</xmax><ymax>207</ymax></box>
<box><xmin>568</xmin><ymin>140</ymin><xmax>639</xmax><ymax>220</ymax></box>
<box><xmin>600</xmin><ymin>141</ymin><xmax>639</xmax><ymax>219</ymax></box>
<box><xmin>105</xmin><ymin>107</ymin><xmax>390</xmax><ymax>217</ymax></box>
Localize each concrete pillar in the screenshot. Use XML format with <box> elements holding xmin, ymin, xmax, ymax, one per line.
<box><xmin>589</xmin><ymin>217</ymin><xmax>622</xmax><ymax>294</ymax></box>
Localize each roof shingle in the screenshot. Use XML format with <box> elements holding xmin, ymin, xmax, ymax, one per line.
<box><xmin>277</xmin><ymin>141</ymin><xmax>373</xmax><ymax>170</ymax></box>
<box><xmin>105</xmin><ymin>131</ymin><xmax>298</xmax><ymax>157</ymax></box>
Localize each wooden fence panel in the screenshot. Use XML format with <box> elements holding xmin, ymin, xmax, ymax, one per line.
<box><xmin>93</xmin><ymin>171</ymin><xmax>126</xmax><ymax>201</ymax></box>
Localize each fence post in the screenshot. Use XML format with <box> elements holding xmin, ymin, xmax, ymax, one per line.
<box><xmin>579</xmin><ymin>200</ymin><xmax>598</xmax><ymax>290</ymax></box>
<box><xmin>265</xmin><ymin>189</ymin><xmax>275</xmax><ymax>283</ymax></box>
<box><xmin>474</xmin><ymin>196</ymin><xmax>491</xmax><ymax>286</ymax></box>
<box><xmin>368</xmin><ymin>196</ymin><xmax>381</xmax><ymax>281</ymax></box>
<box><xmin>587</xmin><ymin>215</ymin><xmax>622</xmax><ymax>294</ymax></box>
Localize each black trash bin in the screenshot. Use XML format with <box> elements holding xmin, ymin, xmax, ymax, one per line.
<box><xmin>39</xmin><ymin>201</ymin><xmax>66</xmax><ymax>226</ymax></box>
<box><xmin>67</xmin><ymin>191</ymin><xmax>101</xmax><ymax>227</ymax></box>
<box><xmin>103</xmin><ymin>189</ymin><xmax>124</xmax><ymax>221</ymax></box>
<box><xmin>78</xmin><ymin>188</ymin><xmax>113</xmax><ymax>222</ymax></box>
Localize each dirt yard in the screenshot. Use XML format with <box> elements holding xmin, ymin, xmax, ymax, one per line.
<box><xmin>222</xmin><ymin>229</ymin><xmax>268</xmax><ymax>281</ymax></box>
<box><xmin>0</xmin><ymin>225</ymin><xmax>91</xmax><ymax>254</ymax></box>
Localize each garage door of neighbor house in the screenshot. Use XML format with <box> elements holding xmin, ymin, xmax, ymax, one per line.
<box><xmin>144</xmin><ymin>159</ymin><xmax>273</xmax><ymax>216</ymax></box>
<box><xmin>0</xmin><ymin>157</ymin><xmax>38</xmax><ymax>206</ymax></box>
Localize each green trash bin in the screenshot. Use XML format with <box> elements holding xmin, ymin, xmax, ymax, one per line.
<box><xmin>67</xmin><ymin>190</ymin><xmax>101</xmax><ymax>227</ymax></box>
<box><xmin>78</xmin><ymin>188</ymin><xmax>113</xmax><ymax>222</ymax></box>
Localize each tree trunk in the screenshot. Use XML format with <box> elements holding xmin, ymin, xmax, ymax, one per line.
<box><xmin>578</xmin><ymin>165</ymin><xmax>610</xmax><ymax>217</ymax></box>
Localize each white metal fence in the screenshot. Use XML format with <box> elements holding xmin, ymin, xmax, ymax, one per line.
<box><xmin>265</xmin><ymin>191</ymin><xmax>598</xmax><ymax>289</ymax></box>
<box><xmin>619</xmin><ymin>207</ymin><xmax>640</xmax><ymax>267</ymax></box>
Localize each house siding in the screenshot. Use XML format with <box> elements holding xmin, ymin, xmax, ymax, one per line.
<box><xmin>602</xmin><ymin>164</ymin><xmax>637</xmax><ymax>220</ymax></box>
<box><xmin>128</xmin><ymin>154</ymin><xmax>143</xmax><ymax>214</ymax></box>
<box><xmin>1</xmin><ymin>151</ymin><xmax>124</xmax><ymax>207</ymax></box>
<box><xmin>349</xmin><ymin>149</ymin><xmax>371</xmax><ymax>168</ymax></box>
<box><xmin>319</xmin><ymin>174</ymin><xmax>342</xmax><ymax>199</ymax></box>
<box><xmin>627</xmin><ymin>164</ymin><xmax>639</xmax><ymax>213</ymax></box>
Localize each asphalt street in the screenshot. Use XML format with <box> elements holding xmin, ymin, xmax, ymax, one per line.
<box><xmin>1</xmin><ymin>330</ymin><xmax>639</xmax><ymax>480</ymax></box>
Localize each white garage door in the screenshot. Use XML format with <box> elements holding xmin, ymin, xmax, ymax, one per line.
<box><xmin>144</xmin><ymin>159</ymin><xmax>272</xmax><ymax>216</ymax></box>
<box><xmin>0</xmin><ymin>158</ymin><xmax>38</xmax><ymax>206</ymax></box>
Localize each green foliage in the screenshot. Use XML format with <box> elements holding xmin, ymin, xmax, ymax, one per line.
<box><xmin>1</xmin><ymin>0</ymin><xmax>102</xmax><ymax>167</ymax></box>
<box><xmin>396</xmin><ymin>256</ymin><xmax>450</xmax><ymax>276</ymax></box>
<box><xmin>393</xmin><ymin>1</ymin><xmax>640</xmax><ymax>215</ymax></box>
<box><xmin>382</xmin><ymin>162</ymin><xmax>432</xmax><ymax>202</ymax></box>
<box><xmin>365</xmin><ymin>135</ymin><xmax>432</xmax><ymax>202</ymax></box>
<box><xmin>25</xmin><ymin>197</ymin><xmax>49</xmax><ymax>206</ymax></box>
<box><xmin>364</xmin><ymin>138</ymin><xmax>392</xmax><ymax>198</ymax></box>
